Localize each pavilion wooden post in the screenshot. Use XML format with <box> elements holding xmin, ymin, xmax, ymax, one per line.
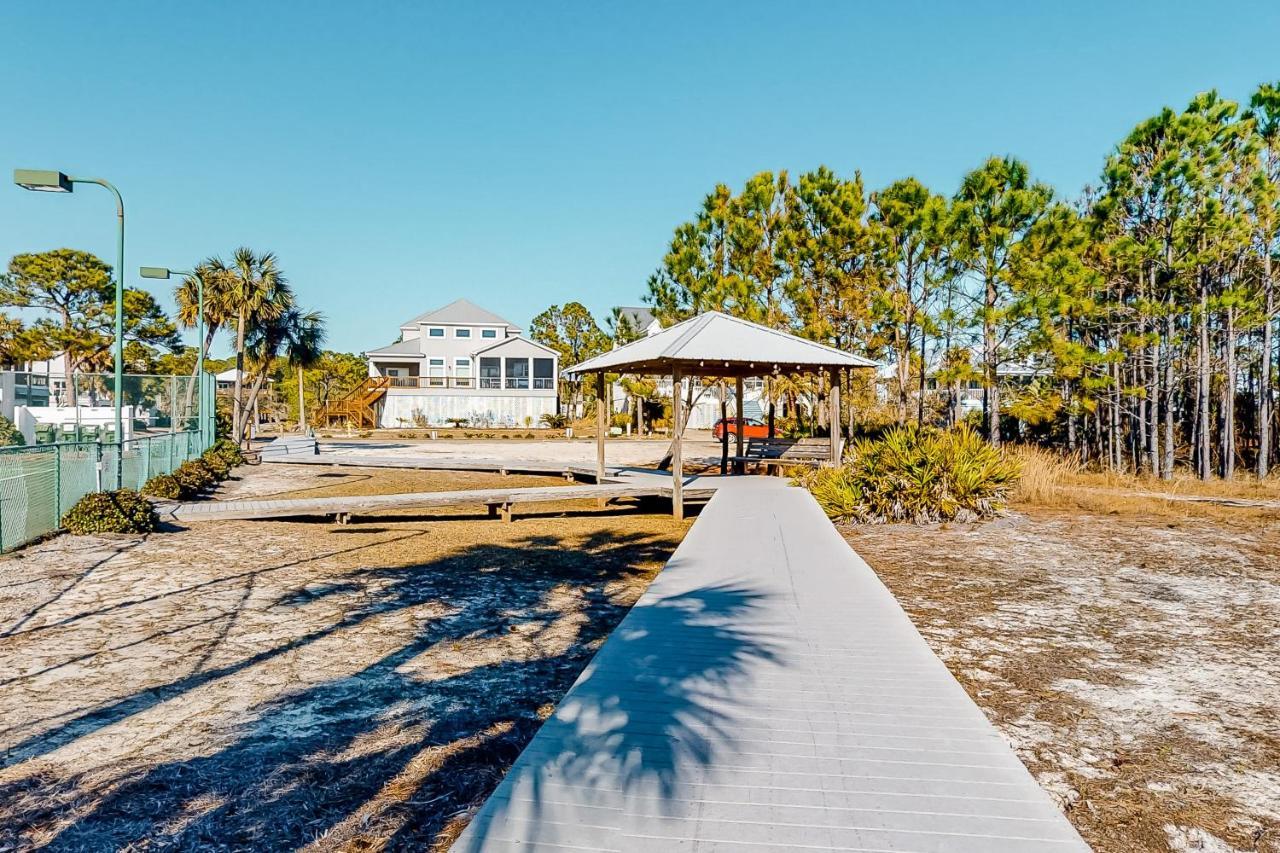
<box><xmin>671</xmin><ymin>366</ymin><xmax>683</xmax><ymax>520</ymax></box>
<box><xmin>829</xmin><ymin>367</ymin><xmax>842</xmax><ymax>465</ymax></box>
<box><xmin>719</xmin><ymin>383</ymin><xmax>728</xmax><ymax>475</ymax></box>
<box><xmin>596</xmin><ymin>371</ymin><xmax>607</xmax><ymax>482</ymax></box>
<box><xmin>734</xmin><ymin>376</ymin><xmax>745</xmax><ymax>474</ymax></box>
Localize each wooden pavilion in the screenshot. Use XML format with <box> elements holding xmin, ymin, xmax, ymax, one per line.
<box><xmin>566</xmin><ymin>311</ymin><xmax>878</xmax><ymax>518</ymax></box>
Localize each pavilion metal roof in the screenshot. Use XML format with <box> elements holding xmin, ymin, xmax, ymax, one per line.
<box><xmin>566</xmin><ymin>311</ymin><xmax>877</xmax><ymax>377</ymax></box>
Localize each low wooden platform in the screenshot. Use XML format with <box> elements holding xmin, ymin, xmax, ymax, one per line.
<box><xmin>452</xmin><ymin>477</ymin><xmax>1089</xmax><ymax>852</ymax></box>
<box><xmin>162</xmin><ymin>480</ymin><xmax>718</xmax><ymax>523</ymax></box>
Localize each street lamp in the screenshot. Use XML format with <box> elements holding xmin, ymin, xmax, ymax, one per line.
<box><xmin>14</xmin><ymin>169</ymin><xmax>126</xmax><ymax>459</ymax></box>
<box><xmin>140</xmin><ymin>266</ymin><xmax>206</xmax><ymax>447</ymax></box>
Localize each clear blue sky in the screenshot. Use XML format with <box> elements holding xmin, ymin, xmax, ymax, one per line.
<box><xmin>4</xmin><ymin>1</ymin><xmax>1279</xmax><ymax>356</ymax></box>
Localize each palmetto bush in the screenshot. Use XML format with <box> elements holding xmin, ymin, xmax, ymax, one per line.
<box><xmin>796</xmin><ymin>424</ymin><xmax>1020</xmax><ymax>523</ymax></box>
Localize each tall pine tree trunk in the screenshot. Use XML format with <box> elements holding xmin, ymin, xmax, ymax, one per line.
<box><xmin>1259</xmin><ymin>253</ymin><xmax>1274</xmax><ymax>478</ymax></box>
<box><xmin>1222</xmin><ymin>305</ymin><xmax>1236</xmax><ymax>479</ymax></box>
<box><xmin>1197</xmin><ymin>286</ymin><xmax>1211</xmax><ymax>480</ymax></box>
<box><xmin>1163</xmin><ymin>314</ymin><xmax>1176</xmax><ymax>479</ymax></box>
<box><xmin>983</xmin><ymin>272</ymin><xmax>1000</xmax><ymax>447</ymax></box>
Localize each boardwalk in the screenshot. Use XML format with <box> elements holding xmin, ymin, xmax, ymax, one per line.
<box><xmin>453</xmin><ymin>478</ymin><xmax>1089</xmax><ymax>852</ymax></box>
<box><xmin>162</xmin><ymin>480</ymin><xmax>718</xmax><ymax>523</ymax></box>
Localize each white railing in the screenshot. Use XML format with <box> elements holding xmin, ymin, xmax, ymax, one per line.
<box><xmin>382</xmin><ymin>375</ymin><xmax>553</xmax><ymax>391</ymax></box>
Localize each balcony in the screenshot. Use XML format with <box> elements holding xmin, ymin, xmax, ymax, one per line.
<box><xmin>381</xmin><ymin>374</ymin><xmax>554</xmax><ymax>392</ymax></box>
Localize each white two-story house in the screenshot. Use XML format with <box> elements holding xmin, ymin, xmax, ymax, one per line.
<box><xmin>364</xmin><ymin>299</ymin><xmax>559</xmax><ymax>428</ymax></box>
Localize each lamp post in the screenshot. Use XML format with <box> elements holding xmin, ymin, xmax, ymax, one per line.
<box><xmin>14</xmin><ymin>169</ymin><xmax>126</xmax><ymax>460</ymax></box>
<box><xmin>140</xmin><ymin>267</ymin><xmax>206</xmax><ymax>447</ymax></box>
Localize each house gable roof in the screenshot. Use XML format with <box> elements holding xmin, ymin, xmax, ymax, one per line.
<box><xmin>471</xmin><ymin>335</ymin><xmax>560</xmax><ymax>358</ymax></box>
<box><xmin>401</xmin><ymin>298</ymin><xmax>517</xmax><ymax>329</ymax></box>
<box><xmin>366</xmin><ymin>338</ymin><xmax>425</xmax><ymax>358</ymax></box>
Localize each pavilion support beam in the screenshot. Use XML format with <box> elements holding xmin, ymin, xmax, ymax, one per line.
<box><xmin>596</xmin><ymin>371</ymin><xmax>607</xmax><ymax>482</ymax></box>
<box><xmin>672</xmin><ymin>366</ymin><xmax>683</xmax><ymax>520</ymax></box>
<box><xmin>735</xmin><ymin>376</ymin><xmax>745</xmax><ymax>474</ymax></box>
<box><xmin>830</xmin><ymin>367</ymin><xmax>842</xmax><ymax>465</ymax></box>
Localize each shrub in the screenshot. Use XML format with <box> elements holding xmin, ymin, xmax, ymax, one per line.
<box><xmin>141</xmin><ymin>473</ymin><xmax>184</xmax><ymax>500</ymax></box>
<box><xmin>62</xmin><ymin>489</ymin><xmax>157</xmax><ymax>535</ymax></box>
<box><xmin>201</xmin><ymin>450</ymin><xmax>232</xmax><ymax>479</ymax></box>
<box><xmin>209</xmin><ymin>439</ymin><xmax>244</xmax><ymax>468</ymax></box>
<box><xmin>611</xmin><ymin>413</ymin><xmax>632</xmax><ymax>430</ymax></box>
<box><xmin>795</xmin><ymin>424</ymin><xmax>1020</xmax><ymax>524</ymax></box>
<box><xmin>214</xmin><ymin>407</ymin><xmax>233</xmax><ymax>439</ymax></box>
<box><xmin>539</xmin><ymin>413</ymin><xmax>569</xmax><ymax>429</ymax></box>
<box><xmin>0</xmin><ymin>415</ymin><xmax>24</xmax><ymax>447</ymax></box>
<box><xmin>174</xmin><ymin>459</ymin><xmax>217</xmax><ymax>494</ymax></box>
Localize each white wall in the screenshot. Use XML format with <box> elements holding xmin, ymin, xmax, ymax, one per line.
<box><xmin>380</xmin><ymin>394</ymin><xmax>557</xmax><ymax>428</ymax></box>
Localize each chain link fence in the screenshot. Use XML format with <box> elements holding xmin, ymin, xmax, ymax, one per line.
<box><xmin>0</xmin><ymin>372</ymin><xmax>216</xmax><ymax>552</ymax></box>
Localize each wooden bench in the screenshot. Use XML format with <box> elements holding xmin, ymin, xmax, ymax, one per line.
<box><xmin>731</xmin><ymin>437</ymin><xmax>832</xmax><ymax>471</ymax></box>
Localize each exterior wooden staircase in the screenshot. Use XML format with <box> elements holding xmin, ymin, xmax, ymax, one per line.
<box><xmin>318</xmin><ymin>376</ymin><xmax>391</xmax><ymax>428</ymax></box>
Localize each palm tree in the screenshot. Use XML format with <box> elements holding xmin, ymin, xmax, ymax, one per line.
<box><xmin>173</xmin><ymin>257</ymin><xmax>235</xmax><ymax>419</ymax></box>
<box><xmin>285</xmin><ymin>310</ymin><xmax>326</xmax><ymax>431</ymax></box>
<box><xmin>223</xmin><ymin>248</ymin><xmax>292</xmax><ymax>444</ymax></box>
<box><xmin>240</xmin><ymin>305</ymin><xmax>325</xmax><ymax>438</ymax></box>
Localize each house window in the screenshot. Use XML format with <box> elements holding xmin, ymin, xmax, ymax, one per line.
<box><xmin>454</xmin><ymin>357</ymin><xmax>472</xmax><ymax>387</ymax></box>
<box><xmin>428</xmin><ymin>358</ymin><xmax>446</xmax><ymax>387</ymax></box>
<box><xmin>428</xmin><ymin>327</ymin><xmax>445</xmax><ymax>338</ymax></box>
<box><xmin>481</xmin><ymin>329</ymin><xmax>497</xmax><ymax>339</ymax></box>
<box><xmin>479</xmin><ymin>357</ymin><xmax>501</xmax><ymax>389</ymax></box>
<box><xmin>455</xmin><ymin>328</ymin><xmax>471</xmax><ymax>338</ymax></box>
<box><xmin>533</xmin><ymin>358</ymin><xmax>555</xmax><ymax>390</ymax></box>
<box><xmin>505</xmin><ymin>358</ymin><xmax>530</xmax><ymax>390</ymax></box>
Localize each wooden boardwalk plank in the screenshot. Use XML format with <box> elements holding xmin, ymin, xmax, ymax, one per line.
<box><xmin>451</xmin><ymin>478</ymin><xmax>1089</xmax><ymax>852</ymax></box>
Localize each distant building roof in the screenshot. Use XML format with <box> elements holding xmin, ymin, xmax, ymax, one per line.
<box><xmin>567</xmin><ymin>311</ymin><xmax>878</xmax><ymax>376</ymax></box>
<box><xmin>366</xmin><ymin>339</ymin><xmax>426</xmax><ymax>358</ymax></box>
<box><xmin>215</xmin><ymin>368</ymin><xmax>273</xmax><ymax>382</ymax></box>
<box><xmin>614</xmin><ymin>306</ymin><xmax>657</xmax><ymax>331</ymax></box>
<box><xmin>401</xmin><ymin>298</ymin><xmax>517</xmax><ymax>329</ymax></box>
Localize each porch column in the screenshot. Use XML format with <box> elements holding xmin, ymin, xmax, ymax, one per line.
<box><xmin>671</xmin><ymin>366</ymin><xmax>683</xmax><ymax>520</ymax></box>
<box><xmin>829</xmin><ymin>367</ymin><xmax>842</xmax><ymax>465</ymax></box>
<box><xmin>595</xmin><ymin>371</ymin><xmax>607</xmax><ymax>482</ymax></box>
<box><xmin>735</xmin><ymin>376</ymin><xmax>745</xmax><ymax>474</ymax></box>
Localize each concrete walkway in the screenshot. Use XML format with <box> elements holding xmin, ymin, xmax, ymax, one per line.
<box><xmin>453</xmin><ymin>478</ymin><xmax>1089</xmax><ymax>852</ymax></box>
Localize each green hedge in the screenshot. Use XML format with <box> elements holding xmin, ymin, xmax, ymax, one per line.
<box><xmin>173</xmin><ymin>459</ymin><xmax>218</xmax><ymax>494</ymax></box>
<box><xmin>796</xmin><ymin>424</ymin><xmax>1020</xmax><ymax>524</ymax></box>
<box><xmin>141</xmin><ymin>473</ymin><xmax>184</xmax><ymax>500</ymax></box>
<box><xmin>62</xmin><ymin>490</ymin><xmax>158</xmax><ymax>535</ymax></box>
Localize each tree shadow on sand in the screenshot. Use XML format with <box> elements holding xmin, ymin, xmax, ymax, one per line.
<box><xmin>0</xmin><ymin>526</ymin><xmax>771</xmax><ymax>851</ymax></box>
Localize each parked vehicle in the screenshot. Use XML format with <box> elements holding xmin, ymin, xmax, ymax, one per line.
<box><xmin>712</xmin><ymin>417</ymin><xmax>770</xmax><ymax>440</ymax></box>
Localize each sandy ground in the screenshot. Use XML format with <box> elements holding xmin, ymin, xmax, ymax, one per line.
<box><xmin>0</xmin><ymin>465</ymin><xmax>689</xmax><ymax>851</ymax></box>
<box><xmin>846</xmin><ymin>508</ymin><xmax>1280</xmax><ymax>853</ymax></box>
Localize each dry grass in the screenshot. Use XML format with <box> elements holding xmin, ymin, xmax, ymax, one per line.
<box><xmin>1006</xmin><ymin>445</ymin><xmax>1280</xmax><ymax>522</ymax></box>
<box><xmin>0</xmin><ymin>467</ymin><xmax>690</xmax><ymax>851</ymax></box>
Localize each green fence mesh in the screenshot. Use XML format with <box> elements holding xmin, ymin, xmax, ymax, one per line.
<box><xmin>0</xmin><ymin>430</ymin><xmax>211</xmax><ymax>552</ymax></box>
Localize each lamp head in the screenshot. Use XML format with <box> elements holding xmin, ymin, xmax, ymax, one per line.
<box><xmin>139</xmin><ymin>267</ymin><xmax>172</xmax><ymax>280</ymax></box>
<box><xmin>14</xmin><ymin>169</ymin><xmax>73</xmax><ymax>193</ymax></box>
